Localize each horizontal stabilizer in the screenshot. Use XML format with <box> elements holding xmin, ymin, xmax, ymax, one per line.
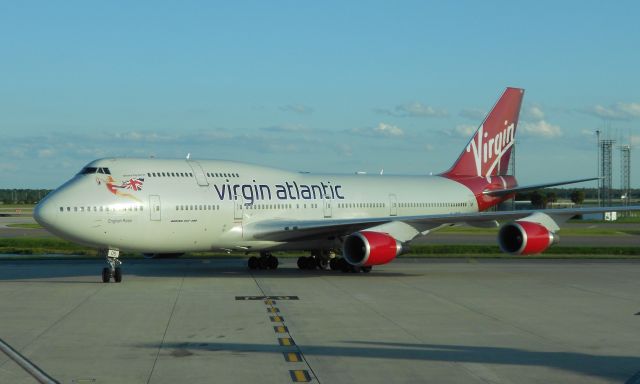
<box><xmin>484</xmin><ymin>177</ymin><xmax>599</xmax><ymax>197</ymax></box>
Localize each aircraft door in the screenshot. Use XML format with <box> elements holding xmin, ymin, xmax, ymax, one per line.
<box><xmin>234</xmin><ymin>195</ymin><xmax>244</xmax><ymax>221</ymax></box>
<box><xmin>323</xmin><ymin>197</ymin><xmax>332</xmax><ymax>218</ymax></box>
<box><xmin>187</xmin><ymin>161</ymin><xmax>209</xmax><ymax>186</ymax></box>
<box><xmin>389</xmin><ymin>194</ymin><xmax>398</xmax><ymax>216</ymax></box>
<box><xmin>150</xmin><ymin>195</ymin><xmax>161</xmax><ymax>221</ymax></box>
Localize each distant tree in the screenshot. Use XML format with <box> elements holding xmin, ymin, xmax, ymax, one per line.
<box><xmin>530</xmin><ymin>190</ymin><xmax>548</xmax><ymax>209</ymax></box>
<box><xmin>547</xmin><ymin>192</ymin><xmax>557</xmax><ymax>204</ymax></box>
<box><xmin>570</xmin><ymin>190</ymin><xmax>585</xmax><ymax>205</ymax></box>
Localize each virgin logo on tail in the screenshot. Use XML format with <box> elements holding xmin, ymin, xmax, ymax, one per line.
<box><xmin>466</xmin><ymin>121</ymin><xmax>515</xmax><ymax>177</ymax></box>
<box><xmin>443</xmin><ymin>87</ymin><xmax>523</xmax><ymax>179</ymax></box>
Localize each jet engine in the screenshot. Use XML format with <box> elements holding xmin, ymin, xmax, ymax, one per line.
<box><xmin>498</xmin><ymin>221</ymin><xmax>557</xmax><ymax>255</ymax></box>
<box><xmin>343</xmin><ymin>231</ymin><xmax>402</xmax><ymax>266</ymax></box>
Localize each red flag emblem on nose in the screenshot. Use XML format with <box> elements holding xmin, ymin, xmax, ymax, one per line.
<box><xmin>122</xmin><ymin>178</ymin><xmax>144</xmax><ymax>191</ymax></box>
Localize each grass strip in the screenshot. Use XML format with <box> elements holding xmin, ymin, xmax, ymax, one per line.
<box><xmin>0</xmin><ymin>238</ymin><xmax>638</xmax><ymax>258</ymax></box>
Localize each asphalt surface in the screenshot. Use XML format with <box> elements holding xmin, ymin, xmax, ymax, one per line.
<box><xmin>0</xmin><ymin>258</ymin><xmax>639</xmax><ymax>383</ymax></box>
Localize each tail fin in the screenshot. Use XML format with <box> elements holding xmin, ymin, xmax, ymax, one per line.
<box><xmin>443</xmin><ymin>87</ymin><xmax>524</xmax><ymax>178</ymax></box>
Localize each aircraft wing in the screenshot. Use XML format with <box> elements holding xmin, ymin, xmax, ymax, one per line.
<box><xmin>244</xmin><ymin>205</ymin><xmax>640</xmax><ymax>242</ymax></box>
<box><xmin>483</xmin><ymin>177</ymin><xmax>599</xmax><ymax>197</ymax></box>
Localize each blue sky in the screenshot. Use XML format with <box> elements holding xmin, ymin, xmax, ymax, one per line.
<box><xmin>1</xmin><ymin>1</ymin><xmax>639</xmax><ymax>189</ymax></box>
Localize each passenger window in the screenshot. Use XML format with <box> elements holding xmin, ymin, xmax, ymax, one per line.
<box><xmin>59</xmin><ymin>207</ymin><xmax>63</xmax><ymax>212</ymax></box>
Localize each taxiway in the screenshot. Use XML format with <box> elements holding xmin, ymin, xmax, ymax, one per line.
<box><xmin>0</xmin><ymin>258</ymin><xmax>639</xmax><ymax>383</ymax></box>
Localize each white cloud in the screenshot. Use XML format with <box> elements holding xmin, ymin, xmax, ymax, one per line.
<box><xmin>375</xmin><ymin>102</ymin><xmax>448</xmax><ymax>118</ymax></box>
<box><xmin>525</xmin><ymin>105</ymin><xmax>545</xmax><ymax>121</ymax></box>
<box><xmin>38</xmin><ymin>149</ymin><xmax>55</xmax><ymax>158</ymax></box>
<box><xmin>262</xmin><ymin>124</ymin><xmax>310</xmax><ymax>133</ymax></box>
<box><xmin>519</xmin><ymin>120</ymin><xmax>562</xmax><ymax>138</ymax></box>
<box><xmin>373</xmin><ymin>122</ymin><xmax>404</xmax><ymax>137</ymax></box>
<box><xmin>584</xmin><ymin>102</ymin><xmax>640</xmax><ymax>120</ymax></box>
<box><xmin>350</xmin><ymin>122</ymin><xmax>404</xmax><ymax>137</ymax></box>
<box><xmin>279</xmin><ymin>104</ymin><xmax>314</xmax><ymax>115</ymax></box>
<box><xmin>459</xmin><ymin>108</ymin><xmax>486</xmax><ymax>120</ymax></box>
<box><xmin>454</xmin><ymin>124</ymin><xmax>476</xmax><ymax>137</ymax></box>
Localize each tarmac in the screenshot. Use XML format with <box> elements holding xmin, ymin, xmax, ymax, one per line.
<box><xmin>0</xmin><ymin>258</ymin><xmax>639</xmax><ymax>383</ymax></box>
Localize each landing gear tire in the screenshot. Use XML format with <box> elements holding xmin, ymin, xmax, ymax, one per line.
<box><xmin>267</xmin><ymin>255</ymin><xmax>279</xmax><ymax>270</ymax></box>
<box><xmin>297</xmin><ymin>256</ymin><xmax>308</xmax><ymax>270</ymax></box>
<box><xmin>248</xmin><ymin>256</ymin><xmax>259</xmax><ymax>270</ymax></box>
<box><xmin>316</xmin><ymin>257</ymin><xmax>329</xmax><ymax>270</ymax></box>
<box><xmin>101</xmin><ymin>249</ymin><xmax>121</xmax><ymax>283</ymax></box>
<box><xmin>361</xmin><ymin>266</ymin><xmax>372</xmax><ymax>273</ymax></box>
<box><xmin>329</xmin><ymin>258</ymin><xmax>339</xmax><ymax>271</ymax></box>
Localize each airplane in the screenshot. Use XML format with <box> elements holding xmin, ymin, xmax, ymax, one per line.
<box><xmin>33</xmin><ymin>87</ymin><xmax>639</xmax><ymax>283</ymax></box>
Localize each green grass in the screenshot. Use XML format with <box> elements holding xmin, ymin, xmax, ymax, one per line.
<box><xmin>6</xmin><ymin>223</ymin><xmax>42</xmax><ymax>229</ymax></box>
<box><xmin>0</xmin><ymin>238</ymin><xmax>638</xmax><ymax>259</ymax></box>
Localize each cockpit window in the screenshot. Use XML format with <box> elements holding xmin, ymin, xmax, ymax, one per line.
<box><xmin>80</xmin><ymin>167</ymin><xmax>98</xmax><ymax>174</ymax></box>
<box><xmin>80</xmin><ymin>167</ymin><xmax>111</xmax><ymax>175</ymax></box>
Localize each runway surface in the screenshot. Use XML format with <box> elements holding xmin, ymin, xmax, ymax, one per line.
<box><xmin>0</xmin><ymin>258</ymin><xmax>639</xmax><ymax>383</ymax></box>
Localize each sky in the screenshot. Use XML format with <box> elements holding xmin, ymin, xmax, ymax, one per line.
<box><xmin>1</xmin><ymin>1</ymin><xmax>639</xmax><ymax>189</ymax></box>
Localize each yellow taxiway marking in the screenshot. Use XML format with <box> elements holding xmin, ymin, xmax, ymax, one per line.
<box><xmin>278</xmin><ymin>337</ymin><xmax>295</xmax><ymax>346</ymax></box>
<box><xmin>270</xmin><ymin>316</ymin><xmax>283</xmax><ymax>322</ymax></box>
<box><xmin>289</xmin><ymin>370</ymin><xmax>311</xmax><ymax>382</ymax></box>
<box><xmin>267</xmin><ymin>307</ymin><xmax>280</xmax><ymax>313</ymax></box>
<box><xmin>274</xmin><ymin>325</ymin><xmax>288</xmax><ymax>333</ymax></box>
<box><xmin>284</xmin><ymin>352</ymin><xmax>302</xmax><ymax>362</ymax></box>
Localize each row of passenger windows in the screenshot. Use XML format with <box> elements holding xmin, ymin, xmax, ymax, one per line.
<box><xmin>240</xmin><ymin>203</ymin><xmax>319</xmax><ymax>210</ymax></box>
<box><xmin>146</xmin><ymin>171</ymin><xmax>240</xmax><ymax>179</ymax></box>
<box><xmin>395</xmin><ymin>202</ymin><xmax>468</xmax><ymax>208</ymax></box>
<box><xmin>338</xmin><ymin>202</ymin><xmax>385</xmax><ymax>209</ymax></box>
<box><xmin>206</xmin><ymin>172</ymin><xmax>239</xmax><ymax>178</ymax></box>
<box><xmin>59</xmin><ymin>205</ymin><xmax>143</xmax><ymax>213</ymax></box>
<box><xmin>176</xmin><ymin>204</ymin><xmax>220</xmax><ymax>211</ymax></box>
<box><xmin>147</xmin><ymin>172</ymin><xmax>194</xmax><ymax>178</ymax></box>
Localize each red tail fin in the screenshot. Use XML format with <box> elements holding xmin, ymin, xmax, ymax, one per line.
<box><xmin>443</xmin><ymin>87</ymin><xmax>524</xmax><ymax>178</ymax></box>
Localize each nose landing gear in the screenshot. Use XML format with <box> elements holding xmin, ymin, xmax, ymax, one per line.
<box><xmin>100</xmin><ymin>249</ymin><xmax>122</xmax><ymax>283</ymax></box>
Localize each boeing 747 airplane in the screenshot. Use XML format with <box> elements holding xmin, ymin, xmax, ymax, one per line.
<box><xmin>34</xmin><ymin>88</ymin><xmax>638</xmax><ymax>282</ymax></box>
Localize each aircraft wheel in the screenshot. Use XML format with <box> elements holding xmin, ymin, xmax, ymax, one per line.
<box><xmin>101</xmin><ymin>267</ymin><xmax>111</xmax><ymax>283</ymax></box>
<box><xmin>316</xmin><ymin>257</ymin><xmax>329</xmax><ymax>270</ymax></box>
<box><xmin>361</xmin><ymin>266</ymin><xmax>372</xmax><ymax>273</ymax></box>
<box><xmin>350</xmin><ymin>265</ymin><xmax>361</xmax><ymax>273</ymax></box>
<box><xmin>339</xmin><ymin>259</ymin><xmax>350</xmax><ymax>273</ymax></box>
<box><xmin>267</xmin><ymin>255</ymin><xmax>279</xmax><ymax>270</ymax></box>
<box><xmin>248</xmin><ymin>256</ymin><xmax>259</xmax><ymax>270</ymax></box>
<box><xmin>329</xmin><ymin>258</ymin><xmax>338</xmax><ymax>271</ymax></box>
<box><xmin>114</xmin><ymin>267</ymin><xmax>123</xmax><ymax>283</ymax></box>
<box><xmin>297</xmin><ymin>256</ymin><xmax>306</xmax><ymax>270</ymax></box>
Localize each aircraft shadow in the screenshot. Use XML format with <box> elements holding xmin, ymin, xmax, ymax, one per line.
<box><xmin>0</xmin><ymin>258</ymin><xmax>422</xmax><ymax>281</ymax></box>
<box><xmin>141</xmin><ymin>340</ymin><xmax>638</xmax><ymax>382</ymax></box>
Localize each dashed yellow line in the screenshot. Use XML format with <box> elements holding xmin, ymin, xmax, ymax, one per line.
<box><xmin>264</xmin><ymin>299</ymin><xmax>276</xmax><ymax>305</ymax></box>
<box><xmin>289</xmin><ymin>370</ymin><xmax>311</xmax><ymax>382</ymax></box>
<box><xmin>278</xmin><ymin>337</ymin><xmax>295</xmax><ymax>346</ymax></box>
<box><xmin>270</xmin><ymin>315</ymin><xmax>283</xmax><ymax>322</ymax></box>
<box><xmin>267</xmin><ymin>307</ymin><xmax>280</xmax><ymax>313</ymax></box>
<box><xmin>274</xmin><ymin>325</ymin><xmax>288</xmax><ymax>333</ymax></box>
<box><xmin>284</xmin><ymin>352</ymin><xmax>302</xmax><ymax>362</ymax></box>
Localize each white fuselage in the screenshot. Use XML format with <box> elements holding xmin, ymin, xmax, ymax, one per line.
<box><xmin>35</xmin><ymin>158</ymin><xmax>479</xmax><ymax>253</ymax></box>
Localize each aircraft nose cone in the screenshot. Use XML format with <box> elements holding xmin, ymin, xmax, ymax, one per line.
<box><xmin>34</xmin><ymin>195</ymin><xmax>57</xmax><ymax>231</ymax></box>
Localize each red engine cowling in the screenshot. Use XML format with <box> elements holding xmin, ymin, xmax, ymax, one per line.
<box><xmin>343</xmin><ymin>231</ymin><xmax>402</xmax><ymax>266</ymax></box>
<box><xmin>498</xmin><ymin>221</ymin><xmax>557</xmax><ymax>255</ymax></box>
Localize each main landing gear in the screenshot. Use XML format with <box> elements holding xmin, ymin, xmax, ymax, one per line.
<box><xmin>100</xmin><ymin>249</ymin><xmax>122</xmax><ymax>283</ymax></box>
<box><xmin>297</xmin><ymin>251</ymin><xmax>373</xmax><ymax>273</ymax></box>
<box><xmin>247</xmin><ymin>251</ymin><xmax>279</xmax><ymax>270</ymax></box>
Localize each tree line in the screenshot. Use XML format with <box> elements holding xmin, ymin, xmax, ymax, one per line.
<box><xmin>0</xmin><ymin>189</ymin><xmax>52</xmax><ymax>204</ymax></box>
